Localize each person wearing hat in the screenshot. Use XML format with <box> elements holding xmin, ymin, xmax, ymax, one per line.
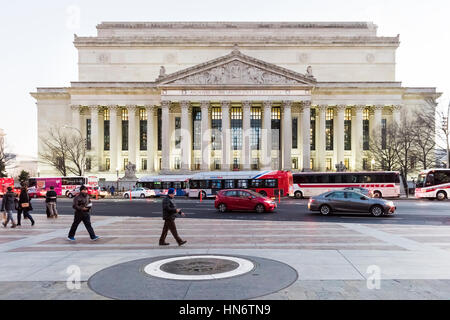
<box><xmin>159</xmin><ymin>188</ymin><xmax>187</xmax><ymax>246</ymax></box>
<box><xmin>67</xmin><ymin>185</ymin><xmax>100</xmax><ymax>241</ymax></box>
<box><xmin>1</xmin><ymin>187</ymin><xmax>17</xmax><ymax>228</ymax></box>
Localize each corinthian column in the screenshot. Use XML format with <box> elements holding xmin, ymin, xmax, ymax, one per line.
<box><xmin>127</xmin><ymin>105</ymin><xmax>138</xmax><ymax>168</ymax></box>
<box><xmin>145</xmin><ymin>105</ymin><xmax>155</xmax><ymax>172</ymax></box>
<box><xmin>282</xmin><ymin>101</ymin><xmax>293</xmax><ymax>171</ymax></box>
<box><xmin>180</xmin><ymin>101</ymin><xmax>191</xmax><ymax>171</ymax></box>
<box><xmin>354</xmin><ymin>105</ymin><xmax>365</xmax><ymax>171</ymax></box>
<box><xmin>200</xmin><ymin>101</ymin><xmax>211</xmax><ymax>171</ymax></box>
<box><xmin>335</xmin><ymin>105</ymin><xmax>346</xmax><ymax>166</ymax></box>
<box><xmin>70</xmin><ymin>105</ymin><xmax>81</xmax><ymax>133</ymax></box>
<box><xmin>161</xmin><ymin>101</ymin><xmax>171</xmax><ymax>171</ymax></box>
<box><xmin>242</xmin><ymin>101</ymin><xmax>252</xmax><ymax>171</ymax></box>
<box><xmin>261</xmin><ymin>101</ymin><xmax>272</xmax><ymax>170</ymax></box>
<box><xmin>392</xmin><ymin>105</ymin><xmax>402</xmax><ymax>126</ymax></box>
<box><xmin>221</xmin><ymin>101</ymin><xmax>231</xmax><ymax>170</ymax></box>
<box><xmin>108</xmin><ymin>105</ymin><xmax>119</xmax><ymax>173</ymax></box>
<box><xmin>373</xmin><ymin>105</ymin><xmax>384</xmax><ymax>135</ymax></box>
<box><xmin>317</xmin><ymin>105</ymin><xmax>327</xmax><ymax>172</ymax></box>
<box><xmin>89</xmin><ymin>105</ymin><xmax>100</xmax><ymax>172</ymax></box>
<box><xmin>301</xmin><ymin>101</ymin><xmax>311</xmax><ymax>171</ymax></box>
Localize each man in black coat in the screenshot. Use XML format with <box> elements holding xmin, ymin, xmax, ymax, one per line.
<box><xmin>67</xmin><ymin>185</ymin><xmax>100</xmax><ymax>241</ymax></box>
<box><xmin>159</xmin><ymin>188</ymin><xmax>187</xmax><ymax>246</ymax></box>
<box><xmin>45</xmin><ymin>186</ymin><xmax>58</xmax><ymax>218</ymax></box>
<box><xmin>17</xmin><ymin>186</ymin><xmax>35</xmax><ymax>226</ymax></box>
<box><xmin>1</xmin><ymin>187</ymin><xmax>17</xmax><ymax>228</ymax></box>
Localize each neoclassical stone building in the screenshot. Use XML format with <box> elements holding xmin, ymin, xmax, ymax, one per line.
<box><xmin>32</xmin><ymin>22</ymin><xmax>440</xmax><ymax>180</ymax></box>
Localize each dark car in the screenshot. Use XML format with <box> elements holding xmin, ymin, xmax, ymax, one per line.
<box><xmin>342</xmin><ymin>187</ymin><xmax>372</xmax><ymax>197</ymax></box>
<box><xmin>214</xmin><ymin>189</ymin><xmax>277</xmax><ymax>213</ymax></box>
<box><xmin>308</xmin><ymin>190</ymin><xmax>396</xmax><ymax>217</ymax></box>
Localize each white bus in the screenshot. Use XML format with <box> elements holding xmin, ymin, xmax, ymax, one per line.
<box><xmin>415</xmin><ymin>169</ymin><xmax>450</xmax><ymax>201</ymax></box>
<box><xmin>187</xmin><ymin>170</ymin><xmax>294</xmax><ymax>199</ymax></box>
<box><xmin>292</xmin><ymin>171</ymin><xmax>402</xmax><ymax>199</ymax></box>
<box><xmin>137</xmin><ymin>175</ymin><xmax>192</xmax><ymax>197</ymax></box>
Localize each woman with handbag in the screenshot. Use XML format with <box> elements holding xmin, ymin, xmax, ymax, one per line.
<box><xmin>17</xmin><ymin>185</ymin><xmax>35</xmax><ymax>226</ymax></box>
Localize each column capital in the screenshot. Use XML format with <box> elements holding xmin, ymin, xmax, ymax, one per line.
<box><xmin>302</xmin><ymin>100</ymin><xmax>312</xmax><ymax>108</ymax></box>
<box><xmin>126</xmin><ymin>105</ymin><xmax>138</xmax><ymax>112</ymax></box>
<box><xmin>221</xmin><ymin>100</ymin><xmax>231</xmax><ymax>109</ymax></box>
<box><xmin>354</xmin><ymin>105</ymin><xmax>367</xmax><ymax>112</ymax></box>
<box><xmin>200</xmin><ymin>101</ymin><xmax>210</xmax><ymax>109</ymax></box>
<box><xmin>263</xmin><ymin>100</ymin><xmax>273</xmax><ymax>110</ymax></box>
<box><xmin>318</xmin><ymin>105</ymin><xmax>328</xmax><ymax>112</ymax></box>
<box><xmin>88</xmin><ymin>105</ymin><xmax>100</xmax><ymax>111</ymax></box>
<box><xmin>144</xmin><ymin>104</ymin><xmax>156</xmax><ymax>111</ymax></box>
<box><xmin>179</xmin><ymin>101</ymin><xmax>190</xmax><ymax>110</ymax></box>
<box><xmin>161</xmin><ymin>100</ymin><xmax>171</xmax><ymax>109</ymax></box>
<box><xmin>70</xmin><ymin>104</ymin><xmax>81</xmax><ymax>111</ymax></box>
<box><xmin>282</xmin><ymin>100</ymin><xmax>293</xmax><ymax>109</ymax></box>
<box><xmin>335</xmin><ymin>104</ymin><xmax>347</xmax><ymax>112</ymax></box>
<box><xmin>242</xmin><ymin>101</ymin><xmax>252</xmax><ymax>110</ymax></box>
<box><xmin>372</xmin><ymin>105</ymin><xmax>385</xmax><ymax>111</ymax></box>
<box><xmin>391</xmin><ymin>104</ymin><xmax>403</xmax><ymax>111</ymax></box>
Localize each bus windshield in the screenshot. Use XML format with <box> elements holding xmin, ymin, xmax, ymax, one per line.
<box><xmin>416</xmin><ymin>174</ymin><xmax>426</xmax><ymax>188</ymax></box>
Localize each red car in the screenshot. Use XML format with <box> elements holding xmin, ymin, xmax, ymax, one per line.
<box><xmin>28</xmin><ymin>187</ymin><xmax>47</xmax><ymax>198</ymax></box>
<box><xmin>214</xmin><ymin>189</ymin><xmax>277</xmax><ymax>213</ymax></box>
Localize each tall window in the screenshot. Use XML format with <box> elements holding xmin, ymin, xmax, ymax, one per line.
<box><xmin>344</xmin><ymin>108</ymin><xmax>352</xmax><ymax>150</ymax></box>
<box><xmin>141</xmin><ymin>158</ymin><xmax>147</xmax><ymax>171</ymax></box>
<box><xmin>292</xmin><ymin>157</ymin><xmax>298</xmax><ymax>170</ymax></box>
<box><xmin>86</xmin><ymin>158</ymin><xmax>92</xmax><ymax>171</ymax></box>
<box><xmin>123</xmin><ymin>158</ymin><xmax>128</xmax><ymax>170</ymax></box>
<box><xmin>211</xmin><ymin>107</ymin><xmax>222</xmax><ymax>150</ymax></box>
<box><xmin>381</xmin><ymin>119</ymin><xmax>387</xmax><ymax>150</ymax></box>
<box><xmin>251</xmin><ymin>107</ymin><xmax>261</xmax><ymax>150</ymax></box>
<box><xmin>344</xmin><ymin>158</ymin><xmax>350</xmax><ymax>171</ymax></box>
<box><xmin>326</xmin><ymin>108</ymin><xmax>333</xmax><ymax>150</ymax></box>
<box><xmin>310</xmin><ymin>158</ymin><xmax>314</xmax><ymax>170</ymax></box>
<box><xmin>363</xmin><ymin>158</ymin><xmax>369</xmax><ymax>170</ymax></box>
<box><xmin>140</xmin><ymin>109</ymin><xmax>147</xmax><ymax>151</ymax></box>
<box><xmin>121</xmin><ymin>109</ymin><xmax>128</xmax><ymax>151</ymax></box>
<box><xmin>105</xmin><ymin>158</ymin><xmax>110</xmax><ymax>171</ymax></box>
<box><xmin>310</xmin><ymin>109</ymin><xmax>316</xmax><ymax>150</ymax></box>
<box><xmin>157</xmin><ymin>108</ymin><xmax>162</xmax><ymax>151</ymax></box>
<box><xmin>326</xmin><ymin>158</ymin><xmax>332</xmax><ymax>171</ymax></box>
<box><xmin>271</xmin><ymin>107</ymin><xmax>281</xmax><ymax>150</ymax></box>
<box><xmin>363</xmin><ymin>108</ymin><xmax>370</xmax><ymax>150</ymax></box>
<box><xmin>231</xmin><ymin>106</ymin><xmax>242</xmax><ymax>150</ymax></box>
<box><xmin>292</xmin><ymin>117</ymin><xmax>298</xmax><ymax>149</ymax></box>
<box><xmin>104</xmin><ymin>110</ymin><xmax>110</xmax><ymax>151</ymax></box>
<box><xmin>175</xmin><ymin>117</ymin><xmax>181</xmax><ymax>149</ymax></box>
<box><xmin>192</xmin><ymin>107</ymin><xmax>201</xmax><ymax>150</ymax></box>
<box><xmin>86</xmin><ymin>119</ymin><xmax>92</xmax><ymax>150</ymax></box>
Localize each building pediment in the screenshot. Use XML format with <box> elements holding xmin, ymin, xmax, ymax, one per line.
<box><xmin>157</xmin><ymin>47</ymin><xmax>316</xmax><ymax>87</ymax></box>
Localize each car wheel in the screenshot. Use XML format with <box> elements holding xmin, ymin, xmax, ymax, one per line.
<box><xmin>124</xmin><ymin>194</ymin><xmax>129</xmax><ymax>199</ymax></box>
<box><xmin>319</xmin><ymin>205</ymin><xmax>331</xmax><ymax>216</ymax></box>
<box><xmin>255</xmin><ymin>204</ymin><xmax>265</xmax><ymax>214</ymax></box>
<box><xmin>34</xmin><ymin>194</ymin><xmax>37</xmax><ymax>198</ymax></box>
<box><xmin>294</xmin><ymin>191</ymin><xmax>303</xmax><ymax>199</ymax></box>
<box><xmin>373</xmin><ymin>191</ymin><xmax>382</xmax><ymax>198</ymax></box>
<box><xmin>140</xmin><ymin>194</ymin><xmax>145</xmax><ymax>198</ymax></box>
<box><xmin>370</xmin><ymin>205</ymin><xmax>384</xmax><ymax>217</ymax></box>
<box><xmin>436</xmin><ymin>191</ymin><xmax>447</xmax><ymax>201</ymax></box>
<box><xmin>68</xmin><ymin>194</ymin><xmax>74</xmax><ymax>199</ymax></box>
<box><xmin>218</xmin><ymin>203</ymin><xmax>227</xmax><ymax>213</ymax></box>
<box><xmin>259</xmin><ymin>191</ymin><xmax>267</xmax><ymax>197</ymax></box>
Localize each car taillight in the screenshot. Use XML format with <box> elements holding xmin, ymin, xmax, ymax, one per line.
<box><xmin>309</xmin><ymin>199</ymin><xmax>314</xmax><ymax>203</ymax></box>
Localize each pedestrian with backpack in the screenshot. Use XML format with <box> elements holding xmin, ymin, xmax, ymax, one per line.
<box><xmin>1</xmin><ymin>187</ymin><xmax>17</xmax><ymax>228</ymax></box>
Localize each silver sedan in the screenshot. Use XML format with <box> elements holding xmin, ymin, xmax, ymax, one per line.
<box><xmin>307</xmin><ymin>190</ymin><xmax>396</xmax><ymax>217</ymax></box>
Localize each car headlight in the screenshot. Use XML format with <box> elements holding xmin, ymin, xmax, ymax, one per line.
<box><xmin>387</xmin><ymin>201</ymin><xmax>394</xmax><ymax>207</ymax></box>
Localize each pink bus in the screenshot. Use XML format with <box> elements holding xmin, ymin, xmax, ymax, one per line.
<box><xmin>27</xmin><ymin>176</ymin><xmax>99</xmax><ymax>196</ymax></box>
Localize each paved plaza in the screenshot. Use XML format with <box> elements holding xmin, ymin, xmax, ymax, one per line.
<box><xmin>1</xmin><ymin>199</ymin><xmax>450</xmax><ymax>300</ymax></box>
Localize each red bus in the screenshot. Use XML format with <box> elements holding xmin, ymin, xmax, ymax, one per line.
<box><xmin>187</xmin><ymin>170</ymin><xmax>293</xmax><ymax>198</ymax></box>
<box><xmin>27</xmin><ymin>176</ymin><xmax>99</xmax><ymax>196</ymax></box>
<box><xmin>0</xmin><ymin>178</ymin><xmax>16</xmax><ymax>197</ymax></box>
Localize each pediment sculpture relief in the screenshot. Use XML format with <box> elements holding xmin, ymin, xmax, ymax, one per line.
<box><xmin>172</xmin><ymin>61</ymin><xmax>300</xmax><ymax>85</ymax></box>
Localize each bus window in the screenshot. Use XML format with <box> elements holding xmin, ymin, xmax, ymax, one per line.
<box><xmin>162</xmin><ymin>182</ymin><xmax>171</xmax><ymax>189</ymax></box>
<box><xmin>434</xmin><ymin>171</ymin><xmax>450</xmax><ymax>185</ymax></box>
<box><xmin>341</xmin><ymin>174</ymin><xmax>354</xmax><ymax>183</ymax></box>
<box><xmin>189</xmin><ymin>180</ymin><xmax>198</xmax><ymax>189</ymax></box>
<box><xmin>426</xmin><ymin>174</ymin><xmax>434</xmax><ymax>186</ymax></box>
<box><xmin>199</xmin><ymin>180</ymin><xmax>210</xmax><ymax>189</ymax></box>
<box><xmin>251</xmin><ymin>179</ymin><xmax>264</xmax><ymax>188</ymax></box>
<box><xmin>211</xmin><ymin>180</ymin><xmax>222</xmax><ymax>189</ymax></box>
<box><xmin>237</xmin><ymin>180</ymin><xmax>248</xmax><ymax>188</ymax></box>
<box><xmin>224</xmin><ymin>180</ymin><xmax>234</xmax><ymax>189</ymax></box>
<box><xmin>334</xmin><ymin>175</ymin><xmax>342</xmax><ymax>183</ymax></box>
<box><xmin>153</xmin><ymin>181</ymin><xmax>162</xmax><ymax>189</ymax></box>
<box><xmin>265</xmin><ymin>179</ymin><xmax>278</xmax><ymax>188</ymax></box>
<box><xmin>173</xmin><ymin>182</ymin><xmax>182</xmax><ymax>189</ymax></box>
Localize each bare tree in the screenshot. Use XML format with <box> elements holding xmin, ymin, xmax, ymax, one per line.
<box><xmin>39</xmin><ymin>127</ymin><xmax>90</xmax><ymax>177</ymax></box>
<box><xmin>368</xmin><ymin>123</ymin><xmax>400</xmax><ymax>171</ymax></box>
<box><xmin>0</xmin><ymin>133</ymin><xmax>15</xmax><ymax>177</ymax></box>
<box><xmin>411</xmin><ymin>111</ymin><xmax>436</xmax><ymax>170</ymax></box>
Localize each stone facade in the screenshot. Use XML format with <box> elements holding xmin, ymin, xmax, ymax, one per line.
<box><xmin>31</xmin><ymin>22</ymin><xmax>440</xmax><ymax>180</ymax></box>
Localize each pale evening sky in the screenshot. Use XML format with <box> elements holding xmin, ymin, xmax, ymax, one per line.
<box><xmin>0</xmin><ymin>0</ymin><xmax>449</xmax><ymax>158</ymax></box>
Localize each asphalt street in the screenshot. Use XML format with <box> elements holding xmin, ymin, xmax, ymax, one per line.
<box><xmin>29</xmin><ymin>197</ymin><xmax>450</xmax><ymax>226</ymax></box>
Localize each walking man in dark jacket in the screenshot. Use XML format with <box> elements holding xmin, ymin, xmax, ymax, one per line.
<box><xmin>17</xmin><ymin>186</ymin><xmax>35</xmax><ymax>226</ymax></box>
<box><xmin>67</xmin><ymin>186</ymin><xmax>100</xmax><ymax>242</ymax></box>
<box><xmin>45</xmin><ymin>186</ymin><xmax>58</xmax><ymax>218</ymax></box>
<box><xmin>159</xmin><ymin>188</ymin><xmax>187</xmax><ymax>246</ymax></box>
<box><xmin>1</xmin><ymin>187</ymin><xmax>17</xmax><ymax>228</ymax></box>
